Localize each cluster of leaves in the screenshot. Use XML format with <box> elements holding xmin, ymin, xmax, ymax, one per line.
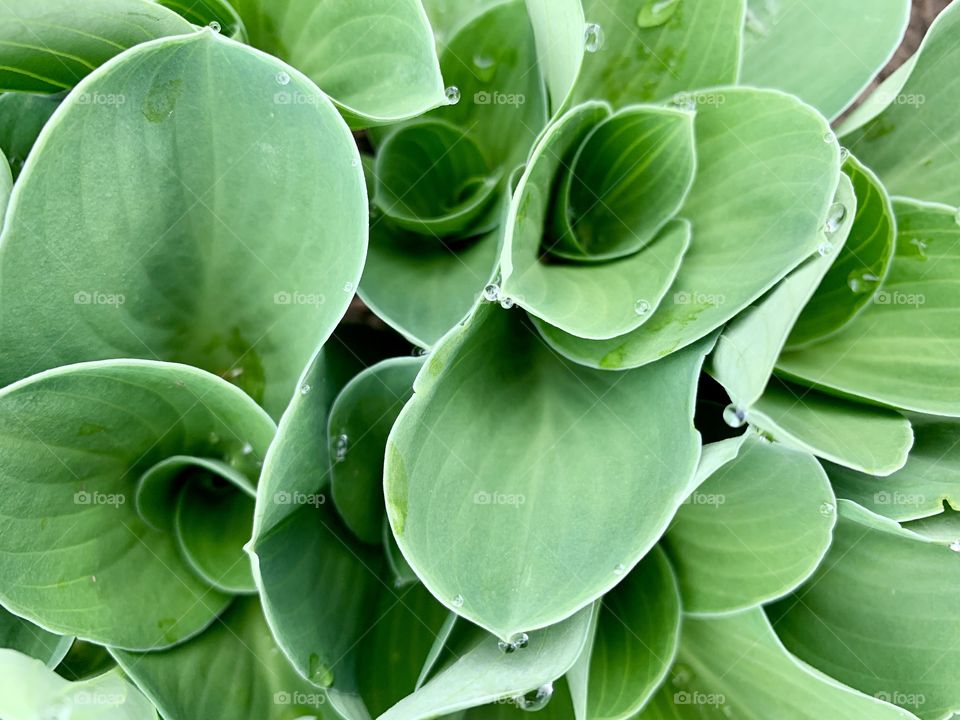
<box><xmin>0</xmin><ymin>0</ymin><xmax>958</xmax><ymax>718</ymax></box>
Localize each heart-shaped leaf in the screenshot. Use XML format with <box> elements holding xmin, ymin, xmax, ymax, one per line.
<box><xmin>385</xmin><ymin>302</ymin><xmax>708</xmax><ymax>641</ymax></box>
<box><xmin>0</xmin><ymin>31</ymin><xmax>367</xmax><ymax>418</ymax></box>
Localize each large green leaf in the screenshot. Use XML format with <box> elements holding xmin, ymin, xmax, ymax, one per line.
<box><xmin>829</xmin><ymin>415</ymin><xmax>960</xmax><ymax>522</ymax></box>
<box><xmin>770</xmin><ymin>501</ymin><xmax>960</xmax><ymax>720</ymax></box>
<box><xmin>0</xmin><ymin>649</ymin><xmax>157</xmax><ymax>720</ymax></box>
<box><xmin>502</xmin><ymin>103</ymin><xmax>692</xmax><ymax>340</ymax></box>
<box><xmin>568</xmin><ymin>548</ymin><xmax>679</xmax><ymax>720</ymax></box>
<box><xmin>842</xmin><ymin>1</ymin><xmax>960</xmax><ymax>205</ymax></box>
<box><xmin>777</xmin><ymin>200</ymin><xmax>960</xmax><ymax>417</ymax></box>
<box><xmin>740</xmin><ymin>0</ymin><xmax>910</xmax><ymax>119</ymax></box>
<box><xmin>0</xmin><ymin>360</ymin><xmax>275</xmax><ymax>650</ymax></box>
<box><xmin>536</xmin><ymin>88</ymin><xmax>839</xmax><ymax>369</ymax></box>
<box><xmin>636</xmin><ymin>609</ymin><xmax>918</xmax><ymax>719</ymax></box>
<box><xmin>329</xmin><ymin>357</ymin><xmax>423</xmax><ymax>545</ymax></box>
<box><xmin>748</xmin><ymin>380</ymin><xmax>913</xmax><ymax>476</ymax></box>
<box><xmin>113</xmin><ymin>597</ymin><xmax>328</xmax><ymax>720</ymax></box>
<box><xmin>380</xmin><ymin>605</ymin><xmax>596</xmax><ymax>720</ymax></box>
<box><xmin>663</xmin><ymin>435</ymin><xmax>835</xmax><ymax>614</ymax></box>
<box><xmin>229</xmin><ymin>0</ymin><xmax>445</xmax><ymax>127</ymax></box>
<box><xmin>571</xmin><ymin>0</ymin><xmax>744</xmax><ymax>107</ymax></box>
<box><xmin>385</xmin><ymin>302</ymin><xmax>708</xmax><ymax>641</ymax></box>
<box><xmin>0</xmin><ymin>92</ymin><xmax>60</xmax><ymax>179</ymax></box>
<box><xmin>0</xmin><ymin>608</ymin><xmax>71</xmax><ymax>668</ymax></box>
<box><xmin>0</xmin><ymin>0</ymin><xmax>192</xmax><ymax>93</ymax></box>
<box><xmin>523</xmin><ymin>0</ymin><xmax>584</xmax><ymax>112</ymax></box>
<box><xmin>0</xmin><ymin>31</ymin><xmax>367</xmax><ymax>418</ymax></box>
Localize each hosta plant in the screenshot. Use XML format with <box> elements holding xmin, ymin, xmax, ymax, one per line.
<box><xmin>0</xmin><ymin>0</ymin><xmax>958</xmax><ymax>718</ymax></box>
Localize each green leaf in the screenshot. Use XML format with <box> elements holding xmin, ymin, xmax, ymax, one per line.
<box><xmin>769</xmin><ymin>501</ymin><xmax>960</xmax><ymax>720</ymax></box>
<box><xmin>156</xmin><ymin>0</ymin><xmax>248</xmax><ymax>40</ymax></box>
<box><xmin>0</xmin><ymin>608</ymin><xmax>72</xmax><ymax>668</ymax></box>
<box><xmin>636</xmin><ymin>608</ymin><xmax>919</xmax><ymax>719</ymax></box>
<box><xmin>113</xmin><ymin>597</ymin><xmax>328</xmax><ymax>720</ymax></box>
<box><xmin>777</xmin><ymin>200</ymin><xmax>960</xmax><ymax>417</ymax></box>
<box><xmin>829</xmin><ymin>414</ymin><xmax>960</xmax><ymax>521</ymax></box>
<box><xmin>229</xmin><ymin>0</ymin><xmax>445</xmax><ymax>127</ymax></box>
<box><xmin>0</xmin><ymin>0</ymin><xmax>193</xmax><ymax>93</ymax></box>
<box><xmin>709</xmin><ymin>174</ymin><xmax>857</xmax><ymax>409</ymax></box>
<box><xmin>0</xmin><ymin>31</ymin><xmax>367</xmax><ymax>418</ymax></box>
<box><xmin>842</xmin><ymin>1</ymin><xmax>960</xmax><ymax>205</ymax></box>
<box><xmin>748</xmin><ymin>380</ymin><xmax>913</xmax><ymax>476</ymax></box>
<box><xmin>787</xmin><ymin>156</ymin><xmax>896</xmax><ymax>349</ymax></box>
<box><xmin>329</xmin><ymin>357</ymin><xmax>423</xmax><ymax>545</ymax></box>
<box><xmin>421</xmin><ymin>0</ymin><xmax>505</xmax><ymax>46</ymax></box>
<box><xmin>0</xmin><ymin>649</ymin><xmax>157</xmax><ymax>720</ymax></box>
<box><xmin>535</xmin><ymin>88</ymin><xmax>840</xmax><ymax>369</ymax></box>
<box><xmin>502</xmin><ymin>103</ymin><xmax>691</xmax><ymax>340</ymax></box>
<box><xmin>55</xmin><ymin>640</ymin><xmax>116</xmax><ymax>681</ymax></box>
<box><xmin>380</xmin><ymin>605</ymin><xmax>596</xmax><ymax>720</ymax></box>
<box><xmin>568</xmin><ymin>547</ymin><xmax>680</xmax><ymax>720</ymax></box>
<box><xmin>523</xmin><ymin>0</ymin><xmax>584</xmax><ymax>112</ymax></box>
<box><xmin>740</xmin><ymin>0</ymin><xmax>910</xmax><ymax>119</ymax></box>
<box><xmin>664</xmin><ymin>435</ymin><xmax>836</xmax><ymax>614</ymax></box>
<box><xmin>571</xmin><ymin>0</ymin><xmax>744</xmax><ymax>107</ymax></box>
<box><xmin>0</xmin><ymin>92</ymin><xmax>59</xmax><ymax>180</ymax></box>
<box><xmin>0</xmin><ymin>360</ymin><xmax>276</xmax><ymax>650</ymax></box>
<box><xmin>384</xmin><ymin>302</ymin><xmax>708</xmax><ymax>641</ymax></box>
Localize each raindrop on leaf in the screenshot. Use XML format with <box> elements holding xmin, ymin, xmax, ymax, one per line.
<box><xmin>514</xmin><ymin>683</ymin><xmax>554</xmax><ymax>712</ymax></box>
<box><xmin>584</xmin><ymin>23</ymin><xmax>605</xmax><ymax>53</ymax></box>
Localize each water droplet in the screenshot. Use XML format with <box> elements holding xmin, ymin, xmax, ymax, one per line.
<box><xmin>91</xmin><ymin>575</ymin><xmax>96</xmax><ymax>583</ymax></box>
<box><xmin>498</xmin><ymin>631</ymin><xmax>530</xmax><ymax>654</ymax></box>
<box><xmin>208</xmin><ymin>432</ymin><xmax>221</xmax><ymax>445</ymax></box>
<box><xmin>241</xmin><ymin>442</ymin><xmax>253</xmax><ymax>456</ymax></box>
<box><xmin>276</xmin><ymin>71</ymin><xmax>290</xmax><ymax>86</ymax></box>
<box><xmin>823</xmin><ymin>131</ymin><xmax>836</xmax><ymax>144</ymax></box>
<box><xmin>308</xmin><ymin>653</ymin><xmax>334</xmax><ymax>686</ymax></box>
<box><xmin>847</xmin><ymin>271</ymin><xmax>880</xmax><ymax>294</ymax></box>
<box><xmin>671</xmin><ymin>665</ymin><xmax>693</xmax><ymax>686</ymax></box>
<box><xmin>723</xmin><ymin>404</ymin><xmax>746</xmax><ymax>428</ymax></box>
<box><xmin>950</xmin><ymin>540</ymin><xmax>960</xmax><ymax>553</ymax></box>
<box><xmin>584</xmin><ymin>23</ymin><xmax>605</xmax><ymax>53</ymax></box>
<box><xmin>499</xmin><ymin>296</ymin><xmax>516</xmax><ymax>310</ymax></box>
<box><xmin>334</xmin><ymin>434</ymin><xmax>349</xmax><ymax>462</ymax></box>
<box><xmin>614</xmin><ymin>563</ymin><xmax>626</xmax><ymax>575</ymax></box>
<box><xmin>817</xmin><ymin>240</ymin><xmax>836</xmax><ymax>257</ymax></box>
<box><xmin>351</xmin><ymin>158</ymin><xmax>360</xmax><ymax>168</ymax></box>
<box><xmin>445</xmin><ymin>86</ymin><xmax>461</xmax><ymax>105</ymax></box>
<box><xmin>954</xmin><ymin>206</ymin><xmax>960</xmax><ymax>226</ymax></box>
<box><xmin>636</xmin><ymin>0</ymin><xmax>681</xmax><ymax>28</ymax></box>
<box><xmin>514</xmin><ymin>683</ymin><xmax>554</xmax><ymax>712</ymax></box>
<box><xmin>670</xmin><ymin>94</ymin><xmax>697</xmax><ymax>112</ymax></box>
<box><xmin>819</xmin><ymin>502</ymin><xmax>835</xmax><ymax>517</ymax></box>
<box><xmin>452</xmin><ymin>594</ymin><xmax>465</xmax><ymax>608</ymax></box>
<box><xmin>744</xmin><ymin>9</ymin><xmax>768</xmax><ymax>37</ymax></box>
<box><xmin>483</xmin><ymin>283</ymin><xmax>500</xmax><ymax>302</ymax></box>
<box><xmin>824</xmin><ymin>203</ymin><xmax>847</xmax><ymax>234</ymax></box>
<box><xmin>839</xmin><ymin>147</ymin><xmax>850</xmax><ymax>163</ymax></box>
<box><xmin>634</xmin><ymin>299</ymin><xmax>651</xmax><ymax>316</ymax></box>
<box><xmin>208</xmin><ymin>20</ymin><xmax>221</xmax><ymax>33</ymax></box>
<box><xmin>300</xmin><ymin>383</ymin><xmax>312</xmax><ymax>396</ymax></box>
<box><xmin>910</xmin><ymin>237</ymin><xmax>928</xmax><ymax>259</ymax></box>
<box><xmin>473</xmin><ymin>54</ymin><xmax>496</xmax><ymax>82</ymax></box>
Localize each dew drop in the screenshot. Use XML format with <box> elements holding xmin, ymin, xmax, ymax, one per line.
<box><xmin>483</xmin><ymin>283</ymin><xmax>501</xmax><ymax>302</ymax></box>
<box><xmin>614</xmin><ymin>563</ymin><xmax>626</xmax><ymax>575</ymax></box>
<box><xmin>722</xmin><ymin>404</ymin><xmax>746</xmax><ymax>428</ymax></box>
<box><xmin>208</xmin><ymin>20</ymin><xmax>221</xmax><ymax>33</ymax></box>
<box><xmin>514</xmin><ymin>683</ymin><xmax>554</xmax><ymax>712</ymax></box>
<box><xmin>635</xmin><ymin>0</ymin><xmax>681</xmax><ymax>28</ymax></box>
<box><xmin>584</xmin><ymin>23</ymin><xmax>605</xmax><ymax>53</ymax></box>
<box><xmin>823</xmin><ymin>131</ymin><xmax>836</xmax><ymax>144</ymax></box>
<box><xmin>276</xmin><ymin>71</ymin><xmax>291</xmax><ymax>86</ymax></box>
<box><xmin>300</xmin><ymin>383</ymin><xmax>312</xmax><ymax>396</ymax></box>
<box><xmin>500</xmin><ymin>296</ymin><xmax>516</xmax><ymax>310</ymax></box>
<box><xmin>910</xmin><ymin>237</ymin><xmax>928</xmax><ymax>259</ymax></box>
<box><xmin>823</xmin><ymin>202</ymin><xmax>847</xmax><ymax>234</ymax></box>
<box><xmin>241</xmin><ymin>442</ymin><xmax>254</xmax><ymax>456</ymax></box>
<box><xmin>817</xmin><ymin>240</ymin><xmax>836</xmax><ymax>257</ymax></box>
<box><xmin>91</xmin><ymin>575</ymin><xmax>97</xmax><ymax>583</ymax></box>
<box><xmin>452</xmin><ymin>594</ymin><xmax>465</xmax><ymax>608</ymax></box>
<box><xmin>473</xmin><ymin>53</ymin><xmax>496</xmax><ymax>82</ymax></box>
<box><xmin>308</xmin><ymin>653</ymin><xmax>334</xmax><ymax>686</ymax></box>
<box><xmin>445</xmin><ymin>86</ymin><xmax>461</xmax><ymax>105</ymax></box>
<box><xmin>634</xmin><ymin>299</ymin><xmax>652</xmax><ymax>316</ymax></box>
<box><xmin>819</xmin><ymin>502</ymin><xmax>835</xmax><ymax>517</ymax></box>
<box><xmin>847</xmin><ymin>271</ymin><xmax>880</xmax><ymax>294</ymax></box>
<box><xmin>498</xmin><ymin>631</ymin><xmax>530</xmax><ymax>654</ymax></box>
<box><xmin>950</xmin><ymin>540</ymin><xmax>960</xmax><ymax>553</ymax></box>
<box><xmin>839</xmin><ymin>147</ymin><xmax>850</xmax><ymax>163</ymax></box>
<box><xmin>351</xmin><ymin>158</ymin><xmax>360</xmax><ymax>168</ymax></box>
<box><xmin>334</xmin><ymin>434</ymin><xmax>349</xmax><ymax>463</ymax></box>
<box><xmin>744</xmin><ymin>9</ymin><xmax>768</xmax><ymax>37</ymax></box>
